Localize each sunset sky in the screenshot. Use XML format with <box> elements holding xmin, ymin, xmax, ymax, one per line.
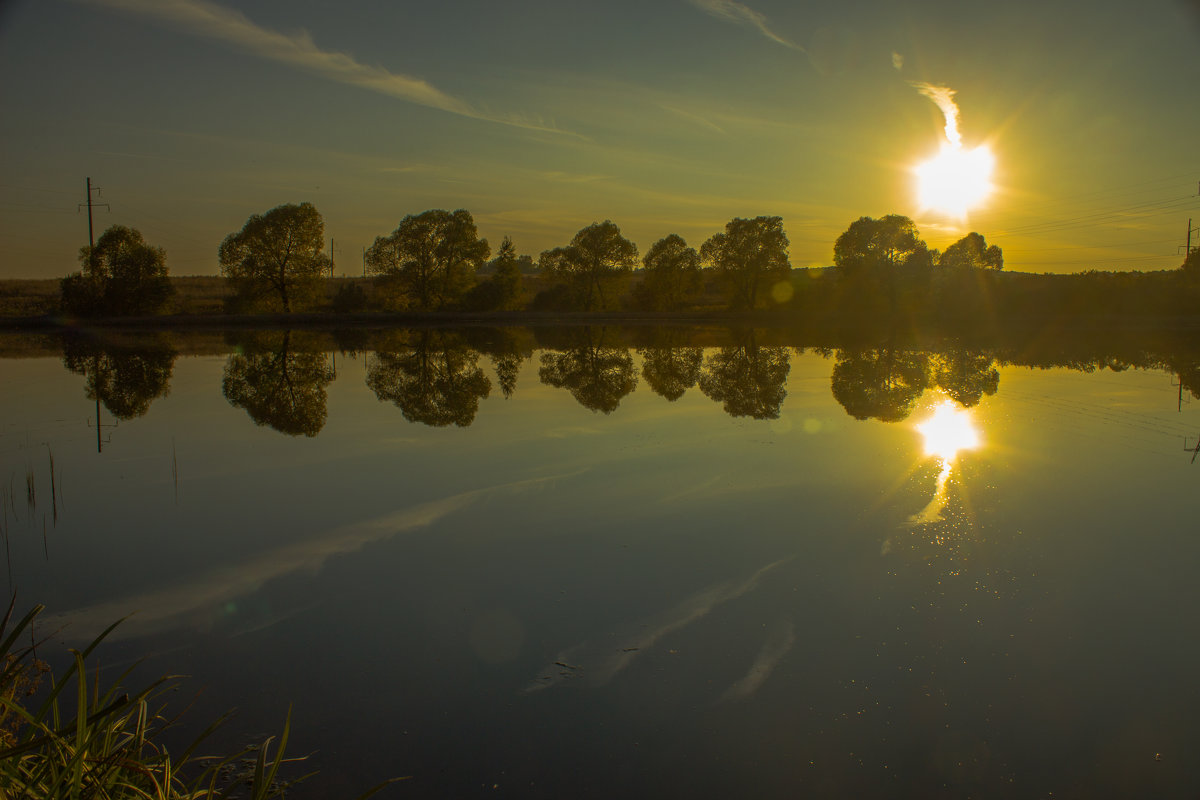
<box><xmin>1</xmin><ymin>0</ymin><xmax>1197</xmax><ymax>278</ymax></box>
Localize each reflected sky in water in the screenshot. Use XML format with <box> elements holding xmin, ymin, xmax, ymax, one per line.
<box><xmin>1</xmin><ymin>332</ymin><xmax>1199</xmax><ymax>799</ymax></box>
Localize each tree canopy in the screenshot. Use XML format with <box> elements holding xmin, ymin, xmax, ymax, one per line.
<box><xmin>636</xmin><ymin>234</ymin><xmax>702</xmax><ymax>311</ymax></box>
<box><xmin>365</xmin><ymin>209</ymin><xmax>489</xmax><ymax>310</ymax></box>
<box><xmin>62</xmin><ymin>225</ymin><xmax>173</xmax><ymax>315</ymax></box>
<box><xmin>538</xmin><ymin>221</ymin><xmax>638</xmax><ymax>311</ymax></box>
<box><xmin>939</xmin><ymin>232</ymin><xmax>1003</xmax><ymax>270</ymax></box>
<box><xmin>700</xmin><ymin>216</ymin><xmax>790</xmax><ymax>309</ymax></box>
<box><xmin>833</xmin><ymin>215</ymin><xmax>931</xmax><ymax>275</ymax></box>
<box><xmin>219</xmin><ymin>202</ymin><xmax>328</xmax><ymax>313</ymax></box>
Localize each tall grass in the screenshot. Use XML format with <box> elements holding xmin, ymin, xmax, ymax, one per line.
<box><xmin>0</xmin><ymin>599</ymin><xmax>397</xmax><ymax>799</ymax></box>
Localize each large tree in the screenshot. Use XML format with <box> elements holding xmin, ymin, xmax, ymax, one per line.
<box><xmin>62</xmin><ymin>225</ymin><xmax>173</xmax><ymax>315</ymax></box>
<box><xmin>636</xmin><ymin>234</ymin><xmax>702</xmax><ymax>311</ymax></box>
<box><xmin>833</xmin><ymin>215</ymin><xmax>932</xmax><ymax>309</ymax></box>
<box><xmin>538</xmin><ymin>221</ymin><xmax>638</xmax><ymax>311</ymax></box>
<box><xmin>700</xmin><ymin>216</ymin><xmax>791</xmax><ymax>309</ymax></box>
<box><xmin>939</xmin><ymin>232</ymin><xmax>1003</xmax><ymax>270</ymax></box>
<box><xmin>365</xmin><ymin>209</ymin><xmax>489</xmax><ymax>310</ymax></box>
<box><xmin>219</xmin><ymin>202</ymin><xmax>328</xmax><ymax>313</ymax></box>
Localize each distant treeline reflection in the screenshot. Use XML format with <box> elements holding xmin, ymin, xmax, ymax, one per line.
<box><xmin>53</xmin><ymin>326</ymin><xmax>1200</xmax><ymax>437</ymax></box>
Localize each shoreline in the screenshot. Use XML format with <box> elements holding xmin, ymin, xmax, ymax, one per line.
<box><xmin>3</xmin><ymin>309</ymin><xmax>1200</xmax><ymax>333</ymax></box>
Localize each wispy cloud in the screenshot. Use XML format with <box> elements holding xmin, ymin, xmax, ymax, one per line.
<box><xmin>687</xmin><ymin>0</ymin><xmax>804</xmax><ymax>52</ymax></box>
<box><xmin>660</xmin><ymin>104</ymin><xmax>727</xmax><ymax>135</ymax></box>
<box><xmin>911</xmin><ymin>82</ymin><xmax>962</xmax><ymax>148</ymax></box>
<box><xmin>79</xmin><ymin>0</ymin><xmax>578</xmax><ymax>137</ymax></box>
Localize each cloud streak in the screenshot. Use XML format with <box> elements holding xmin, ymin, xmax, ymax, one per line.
<box><xmin>42</xmin><ymin>473</ymin><xmax>578</xmax><ymax>643</ymax></box>
<box><xmin>911</xmin><ymin>82</ymin><xmax>962</xmax><ymax>148</ymax></box>
<box><xmin>688</xmin><ymin>0</ymin><xmax>804</xmax><ymax>51</ymax></box>
<box><xmin>80</xmin><ymin>0</ymin><xmax>577</xmax><ymax>136</ymax></box>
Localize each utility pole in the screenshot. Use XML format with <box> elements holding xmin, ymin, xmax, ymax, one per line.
<box><xmin>78</xmin><ymin>177</ymin><xmax>109</xmax><ymax>270</ymax></box>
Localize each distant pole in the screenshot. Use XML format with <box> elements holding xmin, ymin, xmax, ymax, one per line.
<box><xmin>79</xmin><ymin>178</ymin><xmax>109</xmax><ymax>272</ymax></box>
<box><xmin>330</xmin><ymin>237</ymin><xmax>335</xmax><ymax>278</ymax></box>
<box><xmin>1188</xmin><ymin>218</ymin><xmax>1193</xmax><ymax>255</ymax></box>
<box><xmin>85</xmin><ymin>177</ymin><xmax>94</xmax><ymax>253</ymax></box>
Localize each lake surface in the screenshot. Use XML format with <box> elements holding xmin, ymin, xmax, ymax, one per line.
<box><xmin>2</xmin><ymin>326</ymin><xmax>1198</xmax><ymax>798</ymax></box>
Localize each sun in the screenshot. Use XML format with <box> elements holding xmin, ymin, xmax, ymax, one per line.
<box><xmin>914</xmin><ymin>142</ymin><xmax>994</xmax><ymax>218</ymax></box>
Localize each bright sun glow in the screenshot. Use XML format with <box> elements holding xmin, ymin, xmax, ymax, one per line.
<box><xmin>914</xmin><ymin>142</ymin><xmax>994</xmax><ymax>218</ymax></box>
<box><xmin>916</xmin><ymin>399</ymin><xmax>980</xmax><ymax>461</ymax></box>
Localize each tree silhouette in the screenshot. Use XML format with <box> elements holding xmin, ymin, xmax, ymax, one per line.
<box><xmin>365</xmin><ymin>209</ymin><xmax>489</xmax><ymax>310</ymax></box>
<box><xmin>931</xmin><ymin>350</ymin><xmax>999</xmax><ymax>407</ymax></box>
<box><xmin>538</xmin><ymin>221</ymin><xmax>638</xmax><ymax>311</ymax></box>
<box><xmin>698</xmin><ymin>332</ymin><xmax>790</xmax><ymax>418</ymax></box>
<box><xmin>219</xmin><ymin>203</ymin><xmax>328</xmax><ymax>313</ymax></box>
<box><xmin>939</xmin><ymin>232</ymin><xmax>1003</xmax><ymax>270</ymax></box>
<box><xmin>636</xmin><ymin>234</ymin><xmax>702</xmax><ymax>311</ymax></box>
<box><xmin>830</xmin><ymin>348</ymin><xmax>930</xmax><ymax>422</ymax></box>
<box><xmin>538</xmin><ymin>327</ymin><xmax>637</xmax><ymax>413</ymax></box>
<box><xmin>61</xmin><ymin>225</ymin><xmax>173</xmax><ymax>316</ymax></box>
<box><xmin>222</xmin><ymin>331</ymin><xmax>335</xmax><ymax>436</ymax></box>
<box><xmin>833</xmin><ymin>215</ymin><xmax>932</xmax><ymax>311</ymax></box>
<box><xmin>62</xmin><ymin>335</ymin><xmax>176</xmax><ymax>419</ymax></box>
<box><xmin>367</xmin><ymin>331</ymin><xmax>492</xmax><ymax>426</ymax></box>
<box><xmin>700</xmin><ymin>216</ymin><xmax>790</xmax><ymax>309</ymax></box>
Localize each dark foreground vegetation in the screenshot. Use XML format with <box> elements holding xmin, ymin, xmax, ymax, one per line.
<box><xmin>4</xmin><ymin>203</ymin><xmax>1196</xmax><ymax>328</ymax></box>
<box><xmin>0</xmin><ymin>600</ymin><xmax>397</xmax><ymax>799</ymax></box>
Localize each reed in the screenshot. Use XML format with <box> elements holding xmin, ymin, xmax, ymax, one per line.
<box><xmin>0</xmin><ymin>599</ymin><xmax>399</xmax><ymax>799</ymax></box>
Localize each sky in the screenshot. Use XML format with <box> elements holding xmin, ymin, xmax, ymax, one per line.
<box><xmin>1</xmin><ymin>0</ymin><xmax>1198</xmax><ymax>278</ymax></box>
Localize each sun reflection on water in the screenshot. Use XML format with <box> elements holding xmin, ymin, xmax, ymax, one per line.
<box><xmin>906</xmin><ymin>399</ymin><xmax>981</xmax><ymax>528</ymax></box>
<box><xmin>916</xmin><ymin>399</ymin><xmax>980</xmax><ymax>462</ymax></box>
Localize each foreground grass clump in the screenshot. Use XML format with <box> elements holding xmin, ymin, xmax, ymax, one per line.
<box><xmin>0</xmin><ymin>600</ymin><xmax>395</xmax><ymax>799</ymax></box>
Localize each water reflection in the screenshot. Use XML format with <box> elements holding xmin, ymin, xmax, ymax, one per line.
<box><xmin>908</xmin><ymin>398</ymin><xmax>981</xmax><ymax>527</ymax></box>
<box><xmin>638</xmin><ymin>328</ymin><xmax>703</xmax><ymax>402</ymax></box>
<box><xmin>43</xmin><ymin>326</ymin><xmax>1200</xmax><ymax>449</ymax></box>
<box><xmin>367</xmin><ymin>330</ymin><xmax>491</xmax><ymax>426</ymax></box>
<box><xmin>222</xmin><ymin>330</ymin><xmax>334</xmax><ymax>436</ymax></box>
<box><xmin>62</xmin><ymin>333</ymin><xmax>176</xmax><ymax>421</ymax></box>
<box><xmin>831</xmin><ymin>348</ymin><xmax>929</xmax><ymax>422</ymax></box>
<box><xmin>537</xmin><ymin>326</ymin><xmax>637</xmax><ymax>413</ymax></box>
<box><xmin>698</xmin><ymin>331</ymin><xmax>790</xmax><ymax>419</ymax></box>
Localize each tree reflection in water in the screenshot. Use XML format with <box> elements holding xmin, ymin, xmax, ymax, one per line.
<box><xmin>367</xmin><ymin>330</ymin><xmax>491</xmax><ymax>426</ymax></box>
<box><xmin>63</xmin><ymin>334</ymin><xmax>176</xmax><ymax>420</ymax></box>
<box><xmin>537</xmin><ymin>327</ymin><xmax>637</xmax><ymax>414</ymax></box>
<box><xmin>637</xmin><ymin>328</ymin><xmax>703</xmax><ymax>402</ymax></box>
<box><xmin>698</xmin><ymin>331</ymin><xmax>790</xmax><ymax>419</ymax></box>
<box><xmin>222</xmin><ymin>330</ymin><xmax>334</xmax><ymax>437</ymax></box>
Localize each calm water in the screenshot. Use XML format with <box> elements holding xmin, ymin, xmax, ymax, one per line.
<box><xmin>2</xmin><ymin>326</ymin><xmax>1198</xmax><ymax>798</ymax></box>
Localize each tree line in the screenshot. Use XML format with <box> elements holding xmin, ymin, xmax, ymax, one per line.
<box><xmin>59</xmin><ymin>202</ymin><xmax>1200</xmax><ymax>318</ymax></box>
